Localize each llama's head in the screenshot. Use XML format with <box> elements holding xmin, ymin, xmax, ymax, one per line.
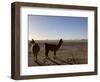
<box><xmin>59</xmin><ymin>39</ymin><xmax>63</xmax><ymax>44</ymax></box>
<box><xmin>31</xmin><ymin>39</ymin><xmax>35</xmax><ymax>44</ymax></box>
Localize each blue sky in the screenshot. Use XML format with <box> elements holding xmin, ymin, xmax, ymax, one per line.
<box><xmin>28</xmin><ymin>15</ymin><xmax>88</xmax><ymax>40</ymax></box>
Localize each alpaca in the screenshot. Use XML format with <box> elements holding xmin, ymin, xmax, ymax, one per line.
<box><xmin>31</xmin><ymin>39</ymin><xmax>40</xmax><ymax>62</ymax></box>
<box><xmin>45</xmin><ymin>39</ymin><xmax>63</xmax><ymax>59</ymax></box>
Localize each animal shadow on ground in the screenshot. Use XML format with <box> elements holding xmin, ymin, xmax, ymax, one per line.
<box><xmin>55</xmin><ymin>56</ymin><xmax>68</xmax><ymax>64</ymax></box>
<box><xmin>47</xmin><ymin>57</ymin><xmax>62</xmax><ymax>65</ymax></box>
<box><xmin>35</xmin><ymin>60</ymin><xmax>43</xmax><ymax>66</ymax></box>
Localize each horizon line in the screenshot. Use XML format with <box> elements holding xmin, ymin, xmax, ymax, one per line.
<box><xmin>28</xmin><ymin>39</ymin><xmax>88</xmax><ymax>41</ymax></box>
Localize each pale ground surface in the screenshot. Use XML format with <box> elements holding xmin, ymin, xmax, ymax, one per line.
<box><xmin>28</xmin><ymin>40</ymin><xmax>88</xmax><ymax>66</ymax></box>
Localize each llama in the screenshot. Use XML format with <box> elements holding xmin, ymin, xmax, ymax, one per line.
<box><xmin>31</xmin><ymin>39</ymin><xmax>40</xmax><ymax>62</ymax></box>
<box><xmin>45</xmin><ymin>39</ymin><xmax>63</xmax><ymax>59</ymax></box>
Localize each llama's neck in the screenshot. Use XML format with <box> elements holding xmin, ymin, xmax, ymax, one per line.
<box><xmin>32</xmin><ymin>42</ymin><xmax>35</xmax><ymax>46</ymax></box>
<box><xmin>56</xmin><ymin>42</ymin><xmax>62</xmax><ymax>50</ymax></box>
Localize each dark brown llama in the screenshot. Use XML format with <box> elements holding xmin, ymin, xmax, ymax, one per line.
<box><xmin>45</xmin><ymin>39</ymin><xmax>63</xmax><ymax>59</ymax></box>
<box><xmin>31</xmin><ymin>39</ymin><xmax>40</xmax><ymax>62</ymax></box>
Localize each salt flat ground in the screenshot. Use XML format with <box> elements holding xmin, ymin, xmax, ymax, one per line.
<box><xmin>28</xmin><ymin>40</ymin><xmax>88</xmax><ymax>66</ymax></box>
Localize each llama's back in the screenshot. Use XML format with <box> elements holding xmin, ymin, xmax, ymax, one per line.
<box><xmin>45</xmin><ymin>43</ymin><xmax>56</xmax><ymax>46</ymax></box>
<box><xmin>44</xmin><ymin>43</ymin><xmax>57</xmax><ymax>51</ymax></box>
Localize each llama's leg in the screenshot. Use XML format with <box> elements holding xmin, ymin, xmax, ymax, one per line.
<box><xmin>36</xmin><ymin>54</ymin><xmax>38</xmax><ymax>62</ymax></box>
<box><xmin>45</xmin><ymin>50</ymin><xmax>49</xmax><ymax>59</ymax></box>
<box><xmin>33</xmin><ymin>54</ymin><xmax>36</xmax><ymax>62</ymax></box>
<box><xmin>33</xmin><ymin>52</ymin><xmax>36</xmax><ymax>62</ymax></box>
<box><xmin>34</xmin><ymin>53</ymin><xmax>38</xmax><ymax>62</ymax></box>
<box><xmin>54</xmin><ymin>50</ymin><xmax>56</xmax><ymax>59</ymax></box>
